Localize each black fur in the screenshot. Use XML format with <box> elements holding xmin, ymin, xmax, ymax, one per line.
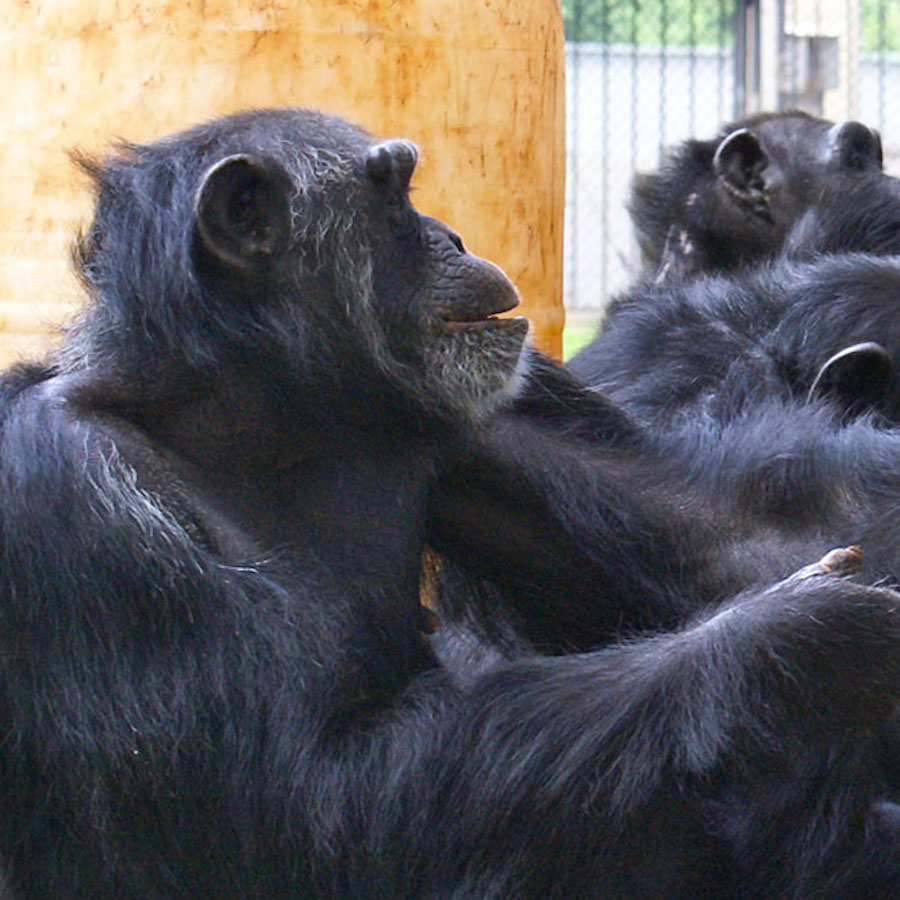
<box><xmin>456</xmin><ymin>162</ymin><xmax>900</xmax><ymax>664</ymax></box>
<box><xmin>428</xmin><ymin>167</ymin><xmax>900</xmax><ymax>891</ymax></box>
<box><xmin>428</xmin><ymin>356</ymin><xmax>900</xmax><ymax>894</ymax></box>
<box><xmin>4</xmin><ymin>108</ymin><xmax>900</xmax><ymax>898</ymax></box>
<box><xmin>786</xmin><ymin>170</ymin><xmax>900</xmax><ymax>259</ymax></box>
<box><xmin>572</xmin><ymin>168</ymin><xmax>900</xmax><ymax>420</ymax></box>
<box><xmin>568</xmin><ymin>253</ymin><xmax>900</xmax><ymax>429</ymax></box>
<box><xmin>429</xmin><ymin>348</ymin><xmax>900</xmax><ymax>895</ymax></box>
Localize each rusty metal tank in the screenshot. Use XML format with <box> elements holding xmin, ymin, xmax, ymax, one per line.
<box><xmin>0</xmin><ymin>0</ymin><xmax>565</xmax><ymax>364</ymax></box>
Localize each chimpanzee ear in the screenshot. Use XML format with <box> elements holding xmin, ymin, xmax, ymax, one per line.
<box><xmin>194</xmin><ymin>154</ymin><xmax>292</xmax><ymax>270</ymax></box>
<box><xmin>807</xmin><ymin>341</ymin><xmax>892</xmax><ymax>419</ymax></box>
<box><xmin>713</xmin><ymin>128</ymin><xmax>767</xmax><ymax>196</ymax></box>
<box><xmin>828</xmin><ymin>121</ymin><xmax>884</xmax><ymax>171</ymax></box>
<box><xmin>365</xmin><ymin>140</ymin><xmax>419</xmax><ymax>198</ymax></box>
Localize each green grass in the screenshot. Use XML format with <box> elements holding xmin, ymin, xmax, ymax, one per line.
<box><xmin>562</xmin><ymin>317</ymin><xmax>601</xmax><ymax>361</ymax></box>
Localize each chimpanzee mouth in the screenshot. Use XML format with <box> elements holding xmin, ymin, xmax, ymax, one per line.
<box><xmin>436</xmin><ymin>290</ymin><xmax>529</xmax><ymax>337</ymax></box>
<box><xmin>438</xmin><ymin>314</ymin><xmax>530</xmax><ymax>335</ymax></box>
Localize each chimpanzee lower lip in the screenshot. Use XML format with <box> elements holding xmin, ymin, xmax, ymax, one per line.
<box><xmin>438</xmin><ymin>315</ymin><xmax>529</xmax><ymax>335</ymax></box>
<box><xmin>436</xmin><ymin>293</ymin><xmax>521</xmax><ymax>324</ymax></box>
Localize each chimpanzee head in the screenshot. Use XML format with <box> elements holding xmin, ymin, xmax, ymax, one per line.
<box><xmin>68</xmin><ymin>108</ymin><xmax>528</xmax><ymax>423</ymax></box>
<box><xmin>785</xmin><ymin>169</ymin><xmax>900</xmax><ymax>260</ymax></box>
<box><xmin>630</xmin><ymin>111</ymin><xmax>885</xmax><ymax>281</ymax></box>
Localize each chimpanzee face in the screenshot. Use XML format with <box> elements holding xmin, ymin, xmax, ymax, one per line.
<box><xmin>362</xmin><ymin>140</ymin><xmax>529</xmax><ymax>420</ymax></box>
<box><xmin>192</xmin><ymin>121</ymin><xmax>529</xmax><ymax>423</ymax></box>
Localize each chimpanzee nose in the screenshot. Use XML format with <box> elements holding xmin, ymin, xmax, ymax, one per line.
<box><xmin>829</xmin><ymin>120</ymin><xmax>884</xmax><ymax>171</ymax></box>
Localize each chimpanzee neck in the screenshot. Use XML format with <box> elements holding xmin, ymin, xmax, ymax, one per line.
<box><xmin>67</xmin><ymin>364</ymin><xmax>445</xmax><ymax>592</ymax></box>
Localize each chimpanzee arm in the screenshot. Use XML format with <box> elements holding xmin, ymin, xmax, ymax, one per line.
<box><xmin>368</xmin><ymin>553</ymin><xmax>900</xmax><ymax>897</ymax></box>
<box><xmin>427</xmin><ymin>406</ymin><xmax>723</xmax><ymax>650</ymax></box>
<box><xmin>4</xmin><ymin>385</ymin><xmax>899</xmax><ymax>897</ymax></box>
<box><xmin>511</xmin><ymin>345</ymin><xmax>641</xmax><ymax>447</ymax></box>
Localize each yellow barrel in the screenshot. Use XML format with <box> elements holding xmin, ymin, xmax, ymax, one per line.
<box><xmin>0</xmin><ymin>0</ymin><xmax>565</xmax><ymax>365</ymax></box>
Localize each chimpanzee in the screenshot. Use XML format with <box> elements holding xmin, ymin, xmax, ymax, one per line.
<box><xmin>570</xmin><ymin>118</ymin><xmax>898</xmax><ymax>407</ymax></box>
<box><xmin>3</xmin><ymin>108</ymin><xmax>900</xmax><ymax>898</ymax></box>
<box><xmin>569</xmin><ymin>166</ymin><xmax>900</xmax><ymax>424</ymax></box>
<box><xmin>567</xmin><ymin>257</ymin><xmax>900</xmax><ymax>431</ymax></box>
<box><xmin>430</xmin><ymin>170</ymin><xmax>900</xmax><ymax>662</ymax></box>
<box><xmin>432</xmin><ymin>162</ymin><xmax>900</xmax><ymax>663</ymax></box>
<box><xmin>630</xmin><ymin>110</ymin><xmax>884</xmax><ymax>283</ymax></box>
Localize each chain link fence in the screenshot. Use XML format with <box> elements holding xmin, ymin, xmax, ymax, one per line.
<box><xmin>564</xmin><ymin>0</ymin><xmax>900</xmax><ymax>314</ymax></box>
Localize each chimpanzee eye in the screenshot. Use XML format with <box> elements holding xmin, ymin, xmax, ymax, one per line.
<box><xmin>447</xmin><ymin>230</ymin><xmax>465</xmax><ymax>253</ymax></box>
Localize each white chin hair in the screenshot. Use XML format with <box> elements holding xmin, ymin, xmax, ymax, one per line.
<box><xmin>422</xmin><ymin>327</ymin><xmax>530</xmax><ymax>422</ymax></box>
<box><xmin>499</xmin><ymin>335</ymin><xmax>535</xmax><ymax>402</ymax></box>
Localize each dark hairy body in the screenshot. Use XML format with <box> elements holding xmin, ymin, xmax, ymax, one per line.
<box><xmin>427</xmin><ymin>158</ymin><xmax>900</xmax><ymax>893</ymax></box>
<box><xmin>432</xmin><ymin>162</ymin><xmax>900</xmax><ymax>675</ymax></box>
<box><xmin>2</xmin><ymin>109</ymin><xmax>900</xmax><ymax>898</ymax></box>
